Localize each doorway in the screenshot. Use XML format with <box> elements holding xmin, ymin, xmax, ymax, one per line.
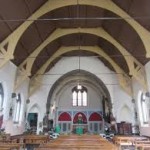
<box><xmin>27</xmin><ymin>113</ymin><xmax>38</xmax><ymax>134</ymax></box>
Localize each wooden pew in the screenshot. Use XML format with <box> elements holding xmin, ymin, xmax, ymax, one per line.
<box><xmin>0</xmin><ymin>134</ymin><xmax>24</xmax><ymax>150</ymax></box>
<box><xmin>36</xmin><ymin>135</ymin><xmax>117</xmax><ymax>150</ymax></box>
<box><xmin>135</xmin><ymin>140</ymin><xmax>150</xmax><ymax>150</ymax></box>
<box><xmin>0</xmin><ymin>143</ymin><xmax>23</xmax><ymax>150</ymax></box>
<box><xmin>23</xmin><ymin>135</ymin><xmax>50</xmax><ymax>145</ymax></box>
<box><xmin>113</xmin><ymin>135</ymin><xmax>148</xmax><ymax>149</ymax></box>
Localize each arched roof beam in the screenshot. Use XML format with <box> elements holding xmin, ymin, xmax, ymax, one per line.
<box><xmin>29</xmin><ymin>46</ymin><xmax>132</xmax><ymax>97</ymax></box>
<box><xmin>0</xmin><ymin>0</ymin><xmax>150</xmax><ymax>68</ymax></box>
<box><xmin>15</xmin><ymin>28</ymin><xmax>147</xmax><ymax>90</ymax></box>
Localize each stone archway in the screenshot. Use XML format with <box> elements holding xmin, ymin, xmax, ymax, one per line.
<box><xmin>46</xmin><ymin>70</ymin><xmax>112</xmax><ymax>133</ymax></box>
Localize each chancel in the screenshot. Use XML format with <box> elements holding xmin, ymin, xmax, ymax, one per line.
<box><xmin>0</xmin><ymin>0</ymin><xmax>150</xmax><ymax>150</ymax></box>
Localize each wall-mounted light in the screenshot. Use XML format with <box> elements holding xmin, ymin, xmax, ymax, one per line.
<box><xmin>26</xmin><ymin>99</ymin><xmax>30</xmax><ymax>104</ymax></box>
<box><xmin>146</xmin><ymin>92</ymin><xmax>150</xmax><ymax>97</ymax></box>
<box><xmin>11</xmin><ymin>93</ymin><xmax>16</xmax><ymax>98</ymax></box>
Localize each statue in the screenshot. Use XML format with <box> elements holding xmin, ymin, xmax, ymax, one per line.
<box><xmin>77</xmin><ymin>114</ymin><xmax>83</xmax><ymax>124</ymax></box>
<box><xmin>43</xmin><ymin>114</ymin><xmax>48</xmax><ymax>126</ymax></box>
<box><xmin>76</xmin><ymin>114</ymin><xmax>84</xmax><ymax>135</ymax></box>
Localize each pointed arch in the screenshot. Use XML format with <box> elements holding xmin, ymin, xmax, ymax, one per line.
<box><xmin>58</xmin><ymin>112</ymin><xmax>71</xmax><ymax>121</ymax></box>
<box><xmin>73</xmin><ymin>112</ymin><xmax>87</xmax><ymax>124</ymax></box>
<box><xmin>89</xmin><ymin>112</ymin><xmax>102</xmax><ymax>121</ymax></box>
<box><xmin>120</xmin><ymin>104</ymin><xmax>132</xmax><ymax>123</ymax></box>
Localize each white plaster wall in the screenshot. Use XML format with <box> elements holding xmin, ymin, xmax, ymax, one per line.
<box><xmin>145</xmin><ymin>61</ymin><xmax>150</xmax><ymax>92</ymax></box>
<box><xmin>7</xmin><ymin>78</ymin><xmax>30</xmax><ymax>135</ymax></box>
<box><xmin>0</xmin><ymin>57</ymin><xmax>149</xmax><ymax>136</ymax></box>
<box><xmin>43</xmin><ymin>56</ymin><xmax>117</xmax><ymax>104</ymax></box>
<box><xmin>0</xmin><ymin>62</ymin><xmax>17</xmax><ymax>121</ymax></box>
<box><xmin>113</xmin><ymin>84</ymin><xmax>133</xmax><ymax>123</ymax></box>
<box><xmin>0</xmin><ymin>56</ymin><xmax>135</xmax><ymax>135</ymax></box>
<box><xmin>29</xmin><ymin>57</ymin><xmax>116</xmax><ymax>112</ymax></box>
<box><xmin>57</xmin><ymin>85</ymin><xmax>103</xmax><ymax>111</ymax></box>
<box><xmin>0</xmin><ymin>61</ymin><xmax>30</xmax><ymax>135</ymax></box>
<box><xmin>0</xmin><ymin>56</ymin><xmax>137</xmax><ymax>135</ymax></box>
<box><xmin>27</xmin><ymin>86</ymin><xmax>47</xmax><ymax>134</ymax></box>
<box><xmin>120</xmin><ymin>106</ymin><xmax>132</xmax><ymax>122</ymax></box>
<box><xmin>132</xmin><ymin>77</ymin><xmax>146</xmax><ymax>125</ymax></box>
<box><xmin>138</xmin><ymin>61</ymin><xmax>150</xmax><ymax>136</ymax></box>
<box><xmin>28</xmin><ymin>56</ymin><xmax>132</xmax><ymax>133</ymax></box>
<box><xmin>28</xmin><ymin>57</ymin><xmax>118</xmax><ymax>133</ymax></box>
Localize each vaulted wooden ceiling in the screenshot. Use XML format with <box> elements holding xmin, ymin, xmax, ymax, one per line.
<box><xmin>0</xmin><ymin>0</ymin><xmax>150</xmax><ymax>94</ymax></box>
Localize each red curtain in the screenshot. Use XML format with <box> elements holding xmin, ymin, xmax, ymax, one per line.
<box><xmin>89</xmin><ymin>112</ymin><xmax>102</xmax><ymax>121</ymax></box>
<box><xmin>58</xmin><ymin>112</ymin><xmax>71</xmax><ymax>121</ymax></box>
<box><xmin>73</xmin><ymin>112</ymin><xmax>87</xmax><ymax>124</ymax></box>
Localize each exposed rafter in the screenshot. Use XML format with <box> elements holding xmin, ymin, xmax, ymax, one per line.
<box><xmin>14</xmin><ymin>28</ymin><xmax>147</xmax><ymax>91</ymax></box>
<box><xmin>29</xmin><ymin>46</ymin><xmax>132</xmax><ymax>96</ymax></box>
<box><xmin>0</xmin><ymin>0</ymin><xmax>150</xmax><ymax>70</ymax></box>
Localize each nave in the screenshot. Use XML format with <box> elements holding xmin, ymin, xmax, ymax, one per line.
<box><xmin>0</xmin><ymin>0</ymin><xmax>150</xmax><ymax>149</ymax></box>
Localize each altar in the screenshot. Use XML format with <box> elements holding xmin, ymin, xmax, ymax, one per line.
<box><xmin>73</xmin><ymin>124</ymin><xmax>88</xmax><ymax>134</ymax></box>
<box><xmin>57</xmin><ymin>111</ymin><xmax>104</xmax><ymax>134</ymax></box>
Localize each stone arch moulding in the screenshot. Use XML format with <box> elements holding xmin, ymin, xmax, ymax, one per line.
<box><xmin>46</xmin><ymin>70</ymin><xmax>112</xmax><ymax>113</ymax></box>
<box><xmin>15</xmin><ymin>28</ymin><xmax>147</xmax><ymax>91</ymax></box>
<box><xmin>30</xmin><ymin>46</ymin><xmax>132</xmax><ymax>100</ymax></box>
<box><xmin>1</xmin><ymin>0</ymin><xmax>150</xmax><ymax>67</ymax></box>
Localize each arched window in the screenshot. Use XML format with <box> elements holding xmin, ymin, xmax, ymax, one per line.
<box><xmin>72</xmin><ymin>85</ymin><xmax>87</xmax><ymax>106</ymax></box>
<box><xmin>141</xmin><ymin>93</ymin><xmax>148</xmax><ymax>123</ymax></box>
<box><xmin>14</xmin><ymin>94</ymin><xmax>21</xmax><ymax>123</ymax></box>
<box><xmin>0</xmin><ymin>83</ymin><xmax>4</xmax><ymax>111</ymax></box>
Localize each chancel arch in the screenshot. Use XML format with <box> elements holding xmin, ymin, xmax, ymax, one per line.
<box><xmin>47</xmin><ymin>70</ymin><xmax>112</xmax><ymax>134</ymax></box>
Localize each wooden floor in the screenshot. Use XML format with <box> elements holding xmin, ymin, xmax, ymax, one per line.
<box><xmin>35</xmin><ymin>134</ymin><xmax>117</xmax><ymax>150</ymax></box>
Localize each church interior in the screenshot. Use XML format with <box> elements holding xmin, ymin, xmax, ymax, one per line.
<box><xmin>0</xmin><ymin>0</ymin><xmax>150</xmax><ymax>149</ymax></box>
